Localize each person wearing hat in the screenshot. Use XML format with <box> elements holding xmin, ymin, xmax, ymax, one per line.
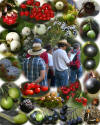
<box><xmin>26</xmin><ymin>38</ymin><xmax>49</xmax><ymax>74</ymax></box>
<box><xmin>53</xmin><ymin>39</ymin><xmax>71</xmax><ymax>87</ymax></box>
<box><xmin>26</xmin><ymin>38</ymin><xmax>43</xmax><ymax>58</ymax></box>
<box><xmin>69</xmin><ymin>42</ymin><xmax>83</xmax><ymax>83</ymax></box>
<box><xmin>22</xmin><ymin>43</ymin><xmax>48</xmax><ymax>86</ymax></box>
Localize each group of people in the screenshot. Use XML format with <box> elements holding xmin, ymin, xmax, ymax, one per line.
<box><xmin>22</xmin><ymin>38</ymin><xmax>83</xmax><ymax>87</ymax></box>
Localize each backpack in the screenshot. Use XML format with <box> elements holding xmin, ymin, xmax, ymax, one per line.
<box><xmin>70</xmin><ymin>50</ymin><xmax>80</xmax><ymax>70</ymax></box>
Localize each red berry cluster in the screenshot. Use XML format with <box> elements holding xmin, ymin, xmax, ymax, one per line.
<box><xmin>2</xmin><ymin>12</ymin><xmax>18</xmax><ymax>25</ymax></box>
<box><xmin>61</xmin><ymin>81</ymin><xmax>80</xmax><ymax>100</ymax></box>
<box><xmin>21</xmin><ymin>82</ymin><xmax>48</xmax><ymax>96</ymax></box>
<box><xmin>75</xmin><ymin>97</ymin><xmax>87</xmax><ymax>106</ymax></box>
<box><xmin>20</xmin><ymin>0</ymin><xmax>54</xmax><ymax>21</ymax></box>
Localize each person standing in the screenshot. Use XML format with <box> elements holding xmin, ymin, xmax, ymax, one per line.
<box><xmin>53</xmin><ymin>39</ymin><xmax>71</xmax><ymax>87</ymax></box>
<box><xmin>45</xmin><ymin>44</ymin><xmax>54</xmax><ymax>87</ymax></box>
<box><xmin>69</xmin><ymin>43</ymin><xmax>83</xmax><ymax>83</ymax></box>
<box><xmin>22</xmin><ymin>43</ymin><xmax>48</xmax><ymax>86</ymax></box>
<box><xmin>26</xmin><ymin>38</ymin><xmax>49</xmax><ymax>74</ymax></box>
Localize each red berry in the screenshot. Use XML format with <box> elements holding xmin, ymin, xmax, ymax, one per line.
<box><xmin>25</xmin><ymin>89</ymin><xmax>34</xmax><ymax>95</ymax></box>
<box><xmin>82</xmin><ymin>98</ymin><xmax>87</xmax><ymax>103</ymax></box>
<box><xmin>42</xmin><ymin>14</ymin><xmax>47</xmax><ymax>18</ymax></box>
<box><xmin>72</xmin><ymin>88</ymin><xmax>75</xmax><ymax>91</ymax></box>
<box><xmin>23</xmin><ymin>83</ymin><xmax>31</xmax><ymax>90</ymax></box>
<box><xmin>44</xmin><ymin>9</ymin><xmax>49</xmax><ymax>14</ymax></box>
<box><xmin>25</xmin><ymin>11</ymin><xmax>29</xmax><ymax>16</ymax></box>
<box><xmin>20</xmin><ymin>11</ymin><xmax>25</xmax><ymax>16</ymax></box>
<box><xmin>35</xmin><ymin>88</ymin><xmax>40</xmax><ymax>94</ymax></box>
<box><xmin>66</xmin><ymin>96</ymin><xmax>70</xmax><ymax>100</ymax></box>
<box><xmin>30</xmin><ymin>83</ymin><xmax>36</xmax><ymax>89</ymax></box>
<box><xmin>35</xmin><ymin>1</ymin><xmax>40</xmax><ymax>7</ymax></box>
<box><xmin>33</xmin><ymin>13</ymin><xmax>37</xmax><ymax>17</ymax></box>
<box><xmin>75</xmin><ymin>85</ymin><xmax>79</xmax><ymax>89</ymax></box>
<box><xmin>75</xmin><ymin>98</ymin><xmax>78</xmax><ymax>101</ymax></box>
<box><xmin>27</xmin><ymin>0</ymin><xmax>32</xmax><ymax>5</ymax></box>
<box><xmin>41</xmin><ymin>86</ymin><xmax>48</xmax><ymax>92</ymax></box>
<box><xmin>38</xmin><ymin>12</ymin><xmax>42</xmax><ymax>17</ymax></box>
<box><xmin>35</xmin><ymin>17</ymin><xmax>40</xmax><ymax>21</ymax></box>
<box><xmin>34</xmin><ymin>84</ymin><xmax>40</xmax><ymax>88</ymax></box>
<box><xmin>20</xmin><ymin>4</ymin><xmax>27</xmax><ymax>9</ymax></box>
<box><xmin>75</xmin><ymin>81</ymin><xmax>79</xmax><ymax>86</ymax></box>
<box><xmin>78</xmin><ymin>99</ymin><xmax>82</xmax><ymax>103</ymax></box>
<box><xmin>50</xmin><ymin>12</ymin><xmax>54</xmax><ymax>18</ymax></box>
<box><xmin>38</xmin><ymin>7</ymin><xmax>42</xmax><ymax>12</ymax></box>
<box><xmin>21</xmin><ymin>90</ymin><xmax>27</xmax><ymax>95</ymax></box>
<box><xmin>3</xmin><ymin>17</ymin><xmax>7</xmax><ymax>23</ymax></box>
<box><xmin>47</xmin><ymin>17</ymin><xmax>50</xmax><ymax>20</ymax></box>
<box><xmin>39</xmin><ymin>16</ymin><xmax>43</xmax><ymax>20</ymax></box>
<box><xmin>67</xmin><ymin>88</ymin><xmax>71</xmax><ymax>93</ymax></box>
<box><xmin>82</xmin><ymin>102</ymin><xmax>87</xmax><ymax>106</ymax></box>
<box><xmin>71</xmin><ymin>93</ymin><xmax>75</xmax><ymax>97</ymax></box>
<box><xmin>32</xmin><ymin>7</ymin><xmax>37</xmax><ymax>12</ymax></box>
<box><xmin>42</xmin><ymin>3</ymin><xmax>49</xmax><ymax>7</ymax></box>
<box><xmin>30</xmin><ymin>15</ymin><xmax>34</xmax><ymax>18</ymax></box>
<box><xmin>46</xmin><ymin>13</ymin><xmax>51</xmax><ymax>17</ymax></box>
<box><xmin>62</xmin><ymin>90</ymin><xmax>68</xmax><ymax>95</ymax></box>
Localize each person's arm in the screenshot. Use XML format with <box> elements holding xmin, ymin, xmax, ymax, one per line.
<box><xmin>62</xmin><ymin>51</ymin><xmax>70</xmax><ymax>65</ymax></box>
<box><xmin>34</xmin><ymin>70</ymin><xmax>45</xmax><ymax>84</ymax></box>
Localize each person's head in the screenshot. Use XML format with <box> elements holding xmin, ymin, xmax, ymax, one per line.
<box><xmin>58</xmin><ymin>39</ymin><xmax>70</xmax><ymax>50</ymax></box>
<box><xmin>53</xmin><ymin>45</ymin><xmax>58</xmax><ymax>51</ymax></box>
<box><xmin>45</xmin><ymin>44</ymin><xmax>52</xmax><ymax>54</ymax></box>
<box><xmin>28</xmin><ymin>43</ymin><xmax>46</xmax><ymax>56</ymax></box>
<box><xmin>33</xmin><ymin>38</ymin><xmax>42</xmax><ymax>44</ymax></box>
<box><xmin>73</xmin><ymin>42</ymin><xmax>80</xmax><ymax>50</ymax></box>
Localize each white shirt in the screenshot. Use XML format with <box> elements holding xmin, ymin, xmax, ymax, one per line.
<box><xmin>53</xmin><ymin>49</ymin><xmax>70</xmax><ymax>71</ymax></box>
<box><xmin>48</xmin><ymin>53</ymin><xmax>53</xmax><ymax>67</ymax></box>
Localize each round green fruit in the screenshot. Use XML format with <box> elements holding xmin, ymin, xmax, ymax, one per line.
<box><xmin>82</xmin><ymin>24</ymin><xmax>90</xmax><ymax>32</ymax></box>
<box><xmin>87</xmin><ymin>30</ymin><xmax>96</xmax><ymax>39</ymax></box>
<box><xmin>8</xmin><ymin>88</ymin><xmax>20</xmax><ymax>99</ymax></box>
<box><xmin>0</xmin><ymin>97</ymin><xmax>14</xmax><ymax>110</ymax></box>
<box><xmin>13</xmin><ymin>113</ymin><xmax>28</xmax><ymax>124</ymax></box>
<box><xmin>36</xmin><ymin>113</ymin><xmax>44</xmax><ymax>122</ymax></box>
<box><xmin>63</xmin><ymin>15</ymin><xmax>67</xmax><ymax>20</ymax></box>
<box><xmin>66</xmin><ymin>14</ymin><xmax>75</xmax><ymax>22</ymax></box>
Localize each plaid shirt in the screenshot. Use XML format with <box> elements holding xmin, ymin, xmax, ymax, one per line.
<box><xmin>22</xmin><ymin>56</ymin><xmax>48</xmax><ymax>86</ymax></box>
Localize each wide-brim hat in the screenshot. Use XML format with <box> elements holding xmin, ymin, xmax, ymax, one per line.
<box><xmin>58</xmin><ymin>39</ymin><xmax>71</xmax><ymax>47</ymax></box>
<box><xmin>28</xmin><ymin>43</ymin><xmax>46</xmax><ymax>55</ymax></box>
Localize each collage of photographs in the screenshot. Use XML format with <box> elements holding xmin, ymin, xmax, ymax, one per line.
<box><xmin>0</xmin><ymin>0</ymin><xmax>100</xmax><ymax>125</ymax></box>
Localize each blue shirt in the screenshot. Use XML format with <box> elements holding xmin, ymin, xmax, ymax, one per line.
<box><xmin>22</xmin><ymin>56</ymin><xmax>48</xmax><ymax>86</ymax></box>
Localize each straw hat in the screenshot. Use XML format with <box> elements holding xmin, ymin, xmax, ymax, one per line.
<box><xmin>28</xmin><ymin>43</ymin><xmax>46</xmax><ymax>55</ymax></box>
<box><xmin>58</xmin><ymin>39</ymin><xmax>71</xmax><ymax>46</ymax></box>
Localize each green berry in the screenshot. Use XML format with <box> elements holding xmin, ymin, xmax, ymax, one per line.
<box><xmin>82</xmin><ymin>24</ymin><xmax>90</xmax><ymax>32</ymax></box>
<box><xmin>36</xmin><ymin>113</ymin><xmax>44</xmax><ymax>122</ymax></box>
<box><xmin>87</xmin><ymin>30</ymin><xmax>96</xmax><ymax>39</ymax></box>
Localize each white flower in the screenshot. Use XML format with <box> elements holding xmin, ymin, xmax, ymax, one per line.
<box><xmin>0</xmin><ymin>43</ymin><xmax>8</xmax><ymax>52</ymax></box>
<box><xmin>6</xmin><ymin>32</ymin><xmax>20</xmax><ymax>44</ymax></box>
<box><xmin>33</xmin><ymin>24</ymin><xmax>47</xmax><ymax>35</ymax></box>
<box><xmin>10</xmin><ymin>40</ymin><xmax>21</xmax><ymax>52</ymax></box>
<box><xmin>21</xmin><ymin>27</ymin><xmax>31</xmax><ymax>36</ymax></box>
